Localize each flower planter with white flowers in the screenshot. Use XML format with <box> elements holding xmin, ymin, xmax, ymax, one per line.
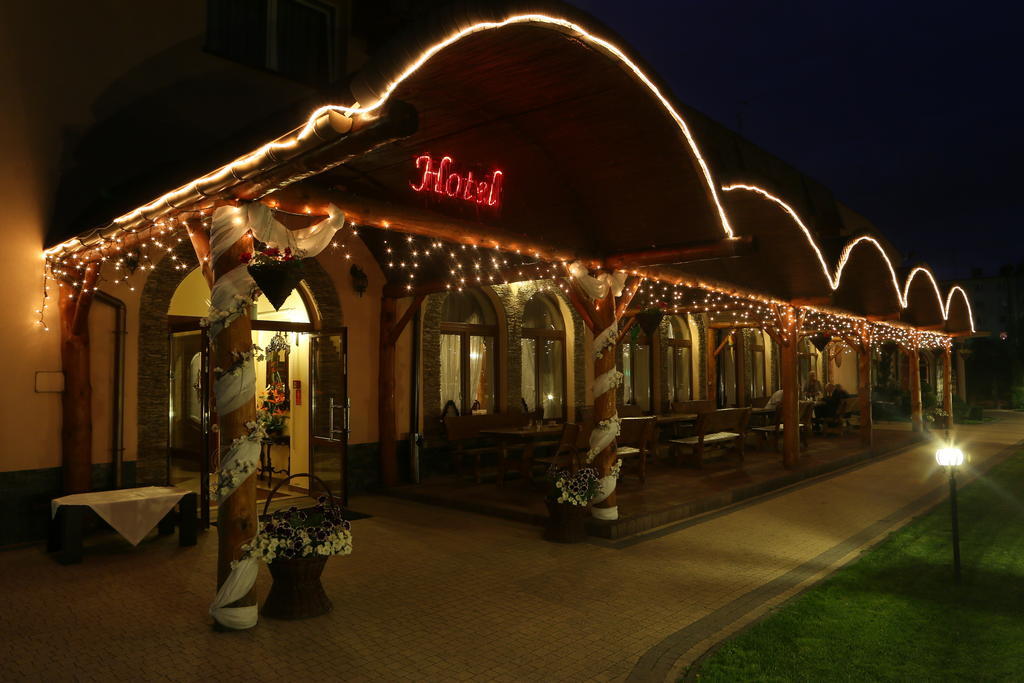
<box><xmin>238</xmin><ymin>474</ymin><xmax>352</xmax><ymax>620</ymax></box>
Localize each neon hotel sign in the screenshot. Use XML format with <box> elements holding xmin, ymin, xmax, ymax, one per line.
<box><xmin>410</xmin><ymin>154</ymin><xmax>503</xmax><ymax>208</ymax></box>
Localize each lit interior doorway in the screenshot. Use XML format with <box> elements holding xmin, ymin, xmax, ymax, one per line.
<box><xmin>167</xmin><ymin>267</ymin><xmax>347</xmax><ymax>525</ymax></box>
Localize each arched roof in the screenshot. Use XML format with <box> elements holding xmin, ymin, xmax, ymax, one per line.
<box><xmin>320</xmin><ymin>3</ymin><xmax>731</xmax><ymax>257</ymax></box>
<box><xmin>45</xmin><ymin>1</ymin><xmax>975</xmax><ymax>336</ymax></box>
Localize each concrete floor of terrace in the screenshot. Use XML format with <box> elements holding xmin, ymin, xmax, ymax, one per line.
<box><xmin>391</xmin><ymin>423</ymin><xmax>922</xmax><ymax>539</ymax></box>
<box><xmin>2</xmin><ymin>413</ymin><xmax>1022</xmax><ymax>682</ymax></box>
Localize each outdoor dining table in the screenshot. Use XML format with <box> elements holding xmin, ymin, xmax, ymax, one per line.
<box><xmin>48</xmin><ymin>486</ymin><xmax>197</xmax><ymax>564</ymax></box>
<box><xmin>480</xmin><ymin>424</ymin><xmax>564</xmax><ymax>486</ymax></box>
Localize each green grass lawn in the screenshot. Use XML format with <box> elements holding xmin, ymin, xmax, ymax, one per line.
<box><xmin>690</xmin><ymin>452</ymin><xmax>1024</xmax><ymax>682</ymax></box>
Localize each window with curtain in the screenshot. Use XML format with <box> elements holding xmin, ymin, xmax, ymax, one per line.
<box><xmin>746</xmin><ymin>329</ymin><xmax>766</xmax><ymax>400</ymax></box>
<box><xmin>718</xmin><ymin>331</ymin><xmax>737</xmax><ymax>408</ymax></box>
<box><xmin>440</xmin><ymin>290</ymin><xmax>498</xmax><ymax>414</ymax></box>
<box><xmin>520</xmin><ymin>294</ymin><xmax>566</xmax><ymax>420</ymax></box>
<box><xmin>621</xmin><ymin>328</ymin><xmax>652</xmax><ymax>411</ymax></box>
<box><xmin>665</xmin><ymin>316</ymin><xmax>692</xmax><ymax>404</ymax></box>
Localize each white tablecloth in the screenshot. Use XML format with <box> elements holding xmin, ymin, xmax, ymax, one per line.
<box><xmin>52</xmin><ymin>487</ymin><xmax>189</xmax><ymax>546</ymax></box>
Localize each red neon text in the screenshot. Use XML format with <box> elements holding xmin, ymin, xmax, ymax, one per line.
<box><xmin>410</xmin><ymin>155</ymin><xmax>503</xmax><ymax>208</ymax></box>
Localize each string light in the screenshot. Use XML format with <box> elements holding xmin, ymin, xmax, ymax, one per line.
<box><xmin>723</xmin><ymin>184</ymin><xmax>975</xmax><ymax>332</ymax></box>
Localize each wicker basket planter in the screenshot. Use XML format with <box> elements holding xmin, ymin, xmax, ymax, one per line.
<box><xmin>256</xmin><ymin>473</ymin><xmax>350</xmax><ymax>620</ymax></box>
<box><xmin>543</xmin><ymin>498</ymin><xmax>588</xmax><ymax>543</ymax></box>
<box><xmin>262</xmin><ymin>555</ymin><xmax>332</xmax><ymax>620</ymax></box>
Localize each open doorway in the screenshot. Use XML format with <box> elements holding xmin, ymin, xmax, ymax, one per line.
<box><xmin>167</xmin><ymin>267</ymin><xmax>347</xmax><ymax>524</ymax></box>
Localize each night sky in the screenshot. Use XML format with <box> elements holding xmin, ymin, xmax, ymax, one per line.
<box><xmin>568</xmin><ymin>0</ymin><xmax>1024</xmax><ymax>280</ymax></box>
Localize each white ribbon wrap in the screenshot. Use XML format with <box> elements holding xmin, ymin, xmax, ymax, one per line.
<box><xmin>209</xmin><ymin>557</ymin><xmax>259</xmax><ymax>630</ymax></box>
<box><xmin>214</xmin><ymin>360</ymin><xmax>256</xmax><ymax>417</ymax></box>
<box><xmin>207</xmin><ymin>202</ymin><xmax>345</xmax><ymax>630</ymax></box>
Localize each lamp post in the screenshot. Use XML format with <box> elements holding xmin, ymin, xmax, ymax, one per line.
<box><xmin>935</xmin><ymin>446</ymin><xmax>965</xmax><ymax>583</ymax></box>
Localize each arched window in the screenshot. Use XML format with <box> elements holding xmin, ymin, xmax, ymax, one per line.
<box><xmin>440</xmin><ymin>290</ymin><xmax>498</xmax><ymax>414</ymax></box>
<box><xmin>520</xmin><ymin>293</ymin><xmax>566</xmax><ymax>419</ymax></box>
<box><xmin>665</xmin><ymin>316</ymin><xmax>692</xmax><ymax>404</ymax></box>
<box><xmin>622</xmin><ymin>327</ymin><xmax>652</xmax><ymax>411</ymax></box>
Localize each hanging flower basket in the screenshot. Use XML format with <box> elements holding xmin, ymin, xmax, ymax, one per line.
<box><xmin>248</xmin><ymin>260</ymin><xmax>304</xmax><ymax>311</ymax></box>
<box><xmin>636</xmin><ymin>306</ymin><xmax>666</xmax><ymax>339</ymax></box>
<box><xmin>243</xmin><ymin>474</ymin><xmax>352</xmax><ymax>620</ymax></box>
<box><xmin>241</xmin><ymin>245</ymin><xmax>305</xmax><ymax>311</ymax></box>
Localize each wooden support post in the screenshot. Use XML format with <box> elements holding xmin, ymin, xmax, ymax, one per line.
<box><xmin>706</xmin><ymin>325</ymin><xmax>717</xmax><ymax>404</ymax></box>
<box><xmin>858</xmin><ymin>346</ymin><xmax>874</xmax><ymax>447</ymax></box>
<box><xmin>379</xmin><ymin>297</ymin><xmax>399</xmax><ymax>487</ymax></box>
<box><xmin>943</xmin><ymin>345</ymin><xmax>954</xmax><ymax>430</ymax></box>
<box><xmin>779</xmin><ymin>311</ymin><xmax>800</xmax><ymax>468</ymax></box>
<box><xmin>211</xmin><ymin>235</ymin><xmax>258</xmax><ymax>595</ymax></box>
<box><xmin>909</xmin><ymin>345</ymin><xmax>923</xmax><ymax>432</ymax></box>
<box><xmin>734</xmin><ymin>328</ymin><xmax>747</xmax><ymax>408</ymax></box>
<box><xmin>378</xmin><ymin>294</ymin><xmax>426</xmax><ymax>488</ymax></box>
<box><xmin>57</xmin><ymin>264</ymin><xmax>99</xmax><ymax>494</ymax></box>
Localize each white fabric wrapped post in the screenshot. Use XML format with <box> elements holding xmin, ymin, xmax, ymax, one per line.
<box><xmin>569</xmin><ymin>261</ymin><xmax>631</xmax><ymax>521</ymax></box>
<box><xmin>206</xmin><ymin>202</ymin><xmax>345</xmax><ymax>630</ymax></box>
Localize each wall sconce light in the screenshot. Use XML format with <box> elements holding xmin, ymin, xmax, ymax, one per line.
<box><xmin>350</xmin><ymin>264</ymin><xmax>368</xmax><ymax>297</ymax></box>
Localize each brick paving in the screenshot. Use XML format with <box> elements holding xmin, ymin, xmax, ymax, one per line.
<box><xmin>2</xmin><ymin>414</ymin><xmax>1022</xmax><ymax>682</ymax></box>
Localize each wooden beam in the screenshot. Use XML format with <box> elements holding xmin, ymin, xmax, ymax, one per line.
<box><xmin>615</xmin><ymin>276</ymin><xmax>643</xmax><ymax>320</ymax></box>
<box><xmin>790</xmin><ymin>296</ymin><xmax>831</xmax><ymax>307</ymax></box>
<box><xmin>858</xmin><ymin>345</ymin><xmax>874</xmax><ymax>447</ymax></box>
<box><xmin>943</xmin><ymin>346</ymin><xmax>954</xmax><ymax>430</ymax></box>
<box><xmin>379</xmin><ymin>297</ymin><xmax>400</xmax><ymax>487</ymax></box>
<box><xmin>384</xmin><ymin>294</ymin><xmax>426</xmax><ymax>346</ymax></box>
<box><xmin>210</xmin><ymin>231</ymin><xmax>258</xmax><ymax>606</ymax></box>
<box><xmin>382</xmin><ymin>264</ymin><xmax>550</xmax><ymax>298</ymax></box>
<box><xmin>603</xmin><ymin>236</ymin><xmax>755</xmax><ymax>270</ymax></box>
<box><xmin>616</xmin><ymin>316</ymin><xmax>638</xmax><ymax>345</ymax></box>
<box><xmin>266</xmin><ymin>185</ymin><xmax>598</xmax><ymax>268</ymax></box>
<box><xmin>58</xmin><ymin>263</ymin><xmax>99</xmax><ymax>494</ymax></box>
<box><xmin>908</xmin><ymin>346</ymin><xmax>923</xmax><ymax>432</ymax></box>
<box><xmin>233</xmin><ymin>101</ymin><xmax>419</xmax><ymax>201</ymax></box>
<box><xmin>779</xmin><ymin>313</ymin><xmax>800</xmax><ymax>468</ymax></box>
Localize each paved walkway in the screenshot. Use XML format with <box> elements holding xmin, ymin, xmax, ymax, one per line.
<box><xmin>3</xmin><ymin>414</ymin><xmax>1022</xmax><ymax>682</ymax></box>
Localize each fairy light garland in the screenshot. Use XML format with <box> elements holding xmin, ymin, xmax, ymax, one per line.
<box><xmin>39</xmin><ymin>206</ymin><xmax>959</xmax><ymax>355</ymax></box>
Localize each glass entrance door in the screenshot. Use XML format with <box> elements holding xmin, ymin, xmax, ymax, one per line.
<box><xmin>168</xmin><ymin>327</ymin><xmax>211</xmax><ymax>527</ymax></box>
<box><xmin>310</xmin><ymin>330</ymin><xmax>348</xmax><ymax>506</ymax></box>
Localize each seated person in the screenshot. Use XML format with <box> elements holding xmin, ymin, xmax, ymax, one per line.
<box><xmin>803</xmin><ymin>372</ymin><xmax>823</xmax><ymax>399</ymax></box>
<box><xmin>818</xmin><ymin>384</ymin><xmax>851</xmax><ymax>420</ymax></box>
<box><xmin>766</xmin><ymin>388</ymin><xmax>784</xmax><ymax>410</ymax></box>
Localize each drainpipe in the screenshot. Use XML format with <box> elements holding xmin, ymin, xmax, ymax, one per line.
<box><xmin>409</xmin><ymin>309</ymin><xmax>422</xmax><ymax>484</ymax></box>
<box><xmin>94</xmin><ymin>292</ymin><xmax>126</xmax><ymax>488</ymax></box>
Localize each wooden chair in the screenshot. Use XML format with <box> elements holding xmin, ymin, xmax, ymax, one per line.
<box><xmin>443</xmin><ymin>413</ymin><xmax>527</xmax><ymax>483</ymax></box>
<box><xmin>669</xmin><ymin>408</ymin><xmax>751</xmax><ymax>468</ymax></box>
<box><xmin>533</xmin><ymin>422</ymin><xmax>584</xmax><ymax>472</ymax></box>
<box><xmin>751</xmin><ymin>401</ymin><xmax>815</xmax><ymax>451</ymax></box>
<box><xmin>751</xmin><ymin>396</ymin><xmax>769</xmax><ymax>409</ymax></box>
<box><xmin>616</xmin><ymin>416</ymin><xmax>657</xmax><ymax>486</ymax></box>
<box><xmin>821</xmin><ymin>397</ymin><xmax>860</xmax><ymax>436</ymax></box>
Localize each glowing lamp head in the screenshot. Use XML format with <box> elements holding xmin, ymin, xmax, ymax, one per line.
<box><xmin>935</xmin><ymin>447</ymin><xmax>964</xmax><ymax>468</ymax></box>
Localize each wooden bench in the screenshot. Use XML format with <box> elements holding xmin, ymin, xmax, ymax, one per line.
<box><xmin>444</xmin><ymin>413</ymin><xmax>527</xmax><ymax>483</ymax></box>
<box><xmin>616</xmin><ymin>416</ymin><xmax>657</xmax><ymax>486</ymax></box>
<box><xmin>751</xmin><ymin>401</ymin><xmax>815</xmax><ymax>451</ymax></box>
<box><xmin>669</xmin><ymin>408</ymin><xmax>751</xmax><ymax>468</ymax></box>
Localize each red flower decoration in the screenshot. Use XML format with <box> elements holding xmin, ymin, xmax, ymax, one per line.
<box><xmin>239</xmin><ymin>252</ymin><xmax>253</xmax><ymax>263</ymax></box>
